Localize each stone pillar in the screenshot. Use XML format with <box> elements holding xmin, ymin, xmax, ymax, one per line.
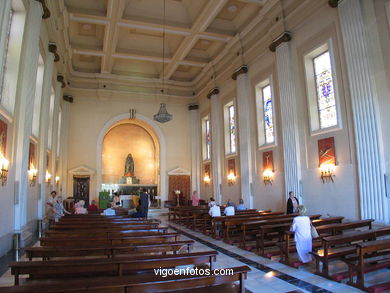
<box><xmin>0</xmin><ymin>0</ymin><xmax>12</xmax><ymax>88</ymax></box>
<box><xmin>208</xmin><ymin>88</ymin><xmax>222</xmax><ymax>205</ymax></box>
<box><xmin>50</xmin><ymin>80</ymin><xmax>62</xmax><ymax>192</ymax></box>
<box><xmin>37</xmin><ymin>45</ymin><xmax>56</xmax><ymax>219</ymax></box>
<box><xmin>59</xmin><ymin>99</ymin><xmax>71</xmax><ymax>195</ymax></box>
<box><xmin>233</xmin><ymin>65</ymin><xmax>254</xmax><ymax>208</ymax></box>
<box><xmin>274</xmin><ymin>33</ymin><xmax>302</xmax><ymax>200</ymax></box>
<box><xmin>189</xmin><ymin>104</ymin><xmax>201</xmax><ymax>195</ymax></box>
<box><xmin>13</xmin><ymin>0</ymin><xmax>43</xmax><ymax>231</ymax></box>
<box><xmin>338</xmin><ymin>0</ymin><xmax>388</xmax><ymax>222</ymax></box>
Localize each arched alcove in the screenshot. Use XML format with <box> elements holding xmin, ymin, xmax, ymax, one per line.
<box><xmin>96</xmin><ymin>114</ymin><xmax>167</xmax><ymax>201</ymax></box>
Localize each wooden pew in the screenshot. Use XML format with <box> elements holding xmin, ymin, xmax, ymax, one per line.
<box><xmin>11</xmin><ymin>251</ymin><xmax>218</xmax><ymax>285</ymax></box>
<box><xmin>236</xmin><ymin>214</ymin><xmax>321</xmax><ymax>245</ymax></box>
<box><xmin>39</xmin><ymin>233</ymin><xmax>180</xmax><ymax>247</ymax></box>
<box><xmin>310</xmin><ymin>226</ymin><xmax>390</xmax><ymax>279</ymax></box>
<box><xmin>1</xmin><ymin>266</ymin><xmax>251</xmax><ymax>293</ymax></box>
<box><xmin>254</xmin><ymin>216</ymin><xmax>342</xmax><ymax>256</ymax></box>
<box><xmin>50</xmin><ymin>223</ymin><xmax>160</xmax><ymax>230</ymax></box>
<box><xmin>342</xmin><ymin>238</ymin><xmax>390</xmax><ymax>292</ymax></box>
<box><xmin>44</xmin><ymin>227</ymin><xmax>169</xmax><ymax>238</ymax></box>
<box><xmin>25</xmin><ymin>240</ymin><xmax>194</xmax><ymax>260</ymax></box>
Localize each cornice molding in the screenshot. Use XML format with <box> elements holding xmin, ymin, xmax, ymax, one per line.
<box><xmin>48</xmin><ymin>43</ymin><xmax>60</xmax><ymax>62</ymax></box>
<box><xmin>35</xmin><ymin>0</ymin><xmax>51</xmax><ymax>19</ymax></box>
<box><xmin>269</xmin><ymin>31</ymin><xmax>292</xmax><ymax>52</ymax></box>
<box><xmin>206</xmin><ymin>87</ymin><xmax>220</xmax><ymax>99</ymax></box>
<box><xmin>57</xmin><ymin>75</ymin><xmax>66</xmax><ymax>88</ymax></box>
<box><xmin>188</xmin><ymin>104</ymin><xmax>199</xmax><ymax>111</ymax></box>
<box><xmin>328</xmin><ymin>0</ymin><xmax>339</xmax><ymax>8</ymax></box>
<box><xmin>231</xmin><ymin>65</ymin><xmax>248</xmax><ymax>81</ymax></box>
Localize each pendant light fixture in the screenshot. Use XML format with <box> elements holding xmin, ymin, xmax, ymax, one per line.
<box><xmin>154</xmin><ymin>0</ymin><xmax>172</xmax><ymax>123</ymax></box>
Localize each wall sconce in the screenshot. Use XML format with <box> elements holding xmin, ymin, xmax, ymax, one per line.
<box><xmin>55</xmin><ymin>176</ymin><xmax>60</xmax><ymax>184</ymax></box>
<box><xmin>227</xmin><ymin>172</ymin><xmax>236</xmax><ymax>186</ymax></box>
<box><xmin>320</xmin><ymin>163</ymin><xmax>335</xmax><ymax>183</ymax></box>
<box><xmin>45</xmin><ymin>171</ymin><xmax>51</xmax><ymax>185</ymax></box>
<box><xmin>28</xmin><ymin>165</ymin><xmax>37</xmax><ymax>186</ymax></box>
<box><xmin>263</xmin><ymin>169</ymin><xmax>274</xmax><ymax>185</ymax></box>
<box><xmin>0</xmin><ymin>152</ymin><xmax>9</xmax><ymax>186</ymax></box>
<box><xmin>203</xmin><ymin>175</ymin><xmax>211</xmax><ymax>185</ymax></box>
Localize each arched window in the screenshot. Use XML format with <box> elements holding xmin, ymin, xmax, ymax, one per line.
<box><xmin>31</xmin><ymin>54</ymin><xmax>44</xmax><ymax>137</ymax></box>
<box><xmin>223</xmin><ymin>101</ymin><xmax>236</xmax><ymax>154</ymax></box>
<box><xmin>202</xmin><ymin>116</ymin><xmax>211</xmax><ymax>161</ymax></box>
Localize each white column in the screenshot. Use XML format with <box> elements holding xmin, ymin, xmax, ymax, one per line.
<box><xmin>189</xmin><ymin>104</ymin><xmax>201</xmax><ymax>194</ymax></box>
<box><xmin>59</xmin><ymin>101</ymin><xmax>70</xmax><ymax>195</ymax></box>
<box><xmin>50</xmin><ymin>81</ymin><xmax>61</xmax><ymax>191</ymax></box>
<box><xmin>13</xmin><ymin>0</ymin><xmax>43</xmax><ymax>231</ymax></box>
<box><xmin>234</xmin><ymin>66</ymin><xmax>254</xmax><ymax>209</ymax></box>
<box><xmin>37</xmin><ymin>47</ymin><xmax>55</xmax><ymax>219</ymax></box>
<box><xmin>0</xmin><ymin>0</ymin><xmax>12</xmax><ymax>88</ymax></box>
<box><xmin>275</xmin><ymin>42</ymin><xmax>301</xmax><ymax>200</ymax></box>
<box><xmin>338</xmin><ymin>0</ymin><xmax>388</xmax><ymax>222</ymax></box>
<box><xmin>209</xmin><ymin>89</ymin><xmax>222</xmax><ymax>205</ymax></box>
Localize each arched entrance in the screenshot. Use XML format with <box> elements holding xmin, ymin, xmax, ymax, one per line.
<box><xmin>96</xmin><ymin>113</ymin><xmax>167</xmax><ymax>202</ymax></box>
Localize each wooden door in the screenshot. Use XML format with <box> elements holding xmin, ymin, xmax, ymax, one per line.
<box><xmin>168</xmin><ymin>175</ymin><xmax>190</xmax><ymax>204</ymax></box>
<box><xmin>73</xmin><ymin>176</ymin><xmax>90</xmax><ymax>206</ymax></box>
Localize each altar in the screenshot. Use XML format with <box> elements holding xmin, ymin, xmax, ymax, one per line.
<box><xmin>117</xmin><ymin>184</ymin><xmax>158</xmax><ymax>197</ymax></box>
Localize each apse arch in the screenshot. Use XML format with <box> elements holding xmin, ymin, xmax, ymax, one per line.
<box><xmin>96</xmin><ymin>113</ymin><xmax>167</xmax><ymax>201</ymax></box>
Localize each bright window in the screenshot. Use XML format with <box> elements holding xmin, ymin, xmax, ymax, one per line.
<box><xmin>224</xmin><ymin>102</ymin><xmax>236</xmax><ymax>154</ymax></box>
<box><xmin>304</xmin><ymin>41</ymin><xmax>341</xmax><ymax>133</ymax></box>
<box><xmin>256</xmin><ymin>78</ymin><xmax>276</xmax><ymax>147</ymax></box>
<box><xmin>202</xmin><ymin>116</ymin><xmax>211</xmax><ymax>161</ymax></box>
<box><xmin>313</xmin><ymin>51</ymin><xmax>337</xmax><ymax>129</ymax></box>
<box><xmin>32</xmin><ymin>55</ymin><xmax>44</xmax><ymax>137</ymax></box>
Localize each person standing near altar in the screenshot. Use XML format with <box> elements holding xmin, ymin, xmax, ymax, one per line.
<box><xmin>139</xmin><ymin>188</ymin><xmax>149</xmax><ymax>218</ymax></box>
<box><xmin>192</xmin><ymin>191</ymin><xmax>199</xmax><ymax>206</ymax></box>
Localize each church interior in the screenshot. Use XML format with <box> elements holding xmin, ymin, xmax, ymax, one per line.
<box><xmin>1</xmin><ymin>0</ymin><xmax>390</xmax><ymax>292</ymax></box>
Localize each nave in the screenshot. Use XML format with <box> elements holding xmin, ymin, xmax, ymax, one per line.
<box><xmin>1</xmin><ymin>208</ymin><xmax>390</xmax><ymax>293</ymax></box>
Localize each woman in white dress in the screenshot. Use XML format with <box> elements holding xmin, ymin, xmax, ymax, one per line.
<box><xmin>290</xmin><ymin>205</ymin><xmax>312</xmax><ymax>263</ymax></box>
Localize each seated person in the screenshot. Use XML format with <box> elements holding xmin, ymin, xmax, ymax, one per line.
<box><xmin>236</xmin><ymin>199</ymin><xmax>247</xmax><ymax>211</ymax></box>
<box><xmin>102</xmin><ymin>203</ymin><xmax>116</xmax><ymax>216</ymax></box>
<box><xmin>74</xmin><ymin>200</ymin><xmax>88</xmax><ymax>214</ymax></box>
<box><xmin>208</xmin><ymin>202</ymin><xmax>221</xmax><ymax>217</ymax></box>
<box><xmin>87</xmin><ymin>200</ymin><xmax>98</xmax><ymax>212</ymax></box>
<box><xmin>224</xmin><ymin>201</ymin><xmax>235</xmax><ymax>216</ymax></box>
<box><xmin>208</xmin><ymin>197</ymin><xmax>216</xmax><ymax>208</ymax></box>
<box><xmin>112</xmin><ymin>192</ymin><xmax>121</xmax><ymax>207</ymax></box>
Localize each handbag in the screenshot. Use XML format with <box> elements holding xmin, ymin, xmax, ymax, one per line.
<box><xmin>310</xmin><ymin>223</ymin><xmax>319</xmax><ymax>238</ymax></box>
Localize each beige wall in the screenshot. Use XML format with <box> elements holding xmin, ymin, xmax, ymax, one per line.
<box><xmin>66</xmin><ymin>90</ymin><xmax>192</xmax><ymax>202</ymax></box>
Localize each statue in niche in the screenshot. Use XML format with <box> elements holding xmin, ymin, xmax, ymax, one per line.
<box><xmin>124</xmin><ymin>153</ymin><xmax>135</xmax><ymax>177</ymax></box>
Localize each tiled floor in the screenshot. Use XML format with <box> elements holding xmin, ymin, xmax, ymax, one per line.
<box><xmin>0</xmin><ymin>210</ymin><xmax>388</xmax><ymax>292</ymax></box>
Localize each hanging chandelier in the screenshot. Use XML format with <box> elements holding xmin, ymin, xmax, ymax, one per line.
<box><xmin>154</xmin><ymin>103</ymin><xmax>172</xmax><ymax>123</ymax></box>
<box><xmin>153</xmin><ymin>0</ymin><xmax>173</xmax><ymax>123</ymax></box>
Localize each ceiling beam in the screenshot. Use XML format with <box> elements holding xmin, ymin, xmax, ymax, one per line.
<box><xmin>162</xmin><ymin>0</ymin><xmax>229</xmax><ymax>80</ymax></box>
<box><xmin>69</xmin><ymin>12</ymin><xmax>233</xmax><ymax>42</ymax></box>
<box><xmin>73</xmin><ymin>48</ymin><xmax>206</xmax><ymax>67</ymax></box>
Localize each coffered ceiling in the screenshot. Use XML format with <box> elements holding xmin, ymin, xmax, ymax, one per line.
<box><xmin>48</xmin><ymin>0</ymin><xmax>272</xmax><ymax>95</ymax></box>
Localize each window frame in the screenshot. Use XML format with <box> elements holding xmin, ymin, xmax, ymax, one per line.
<box><xmin>304</xmin><ymin>39</ymin><xmax>342</xmax><ymax>135</ymax></box>
<box><xmin>201</xmin><ymin>115</ymin><xmax>211</xmax><ymax>161</ymax></box>
<box><xmin>223</xmin><ymin>100</ymin><xmax>237</xmax><ymax>155</ymax></box>
<box><xmin>255</xmin><ymin>76</ymin><xmax>277</xmax><ymax>149</ymax></box>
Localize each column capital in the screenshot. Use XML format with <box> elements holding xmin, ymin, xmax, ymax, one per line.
<box><xmin>35</xmin><ymin>0</ymin><xmax>51</xmax><ymax>19</ymax></box>
<box><xmin>63</xmin><ymin>95</ymin><xmax>73</xmax><ymax>103</ymax></box>
<box><xmin>57</xmin><ymin>75</ymin><xmax>66</xmax><ymax>88</ymax></box>
<box><xmin>328</xmin><ymin>0</ymin><xmax>339</xmax><ymax>8</ymax></box>
<box><xmin>269</xmin><ymin>31</ymin><xmax>292</xmax><ymax>52</ymax></box>
<box><xmin>207</xmin><ymin>87</ymin><xmax>220</xmax><ymax>99</ymax></box>
<box><xmin>231</xmin><ymin>65</ymin><xmax>248</xmax><ymax>80</ymax></box>
<box><xmin>188</xmin><ymin>104</ymin><xmax>199</xmax><ymax>111</ymax></box>
<box><xmin>48</xmin><ymin>43</ymin><xmax>60</xmax><ymax>62</ymax></box>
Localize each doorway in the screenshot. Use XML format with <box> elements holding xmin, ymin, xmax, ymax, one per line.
<box><xmin>73</xmin><ymin>176</ymin><xmax>90</xmax><ymax>206</ymax></box>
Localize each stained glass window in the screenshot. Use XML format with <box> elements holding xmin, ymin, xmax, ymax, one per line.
<box><xmin>262</xmin><ymin>85</ymin><xmax>274</xmax><ymax>144</ymax></box>
<box><xmin>205</xmin><ymin>119</ymin><xmax>211</xmax><ymax>160</ymax></box>
<box><xmin>228</xmin><ymin>105</ymin><xmax>236</xmax><ymax>153</ymax></box>
<box><xmin>313</xmin><ymin>51</ymin><xmax>337</xmax><ymax>129</ymax></box>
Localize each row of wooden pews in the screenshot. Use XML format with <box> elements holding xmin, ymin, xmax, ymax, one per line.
<box><xmin>171</xmin><ymin>205</ymin><xmax>390</xmax><ymax>292</ymax></box>
<box><xmin>3</xmin><ymin>214</ymin><xmax>251</xmax><ymax>292</ymax></box>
